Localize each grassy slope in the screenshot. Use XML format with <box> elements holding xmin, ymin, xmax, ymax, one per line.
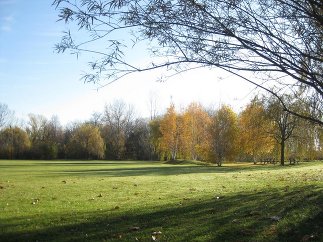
<box><xmin>0</xmin><ymin>160</ymin><xmax>322</xmax><ymax>242</ymax></box>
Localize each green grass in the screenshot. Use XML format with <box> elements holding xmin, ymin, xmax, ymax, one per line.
<box><xmin>0</xmin><ymin>160</ymin><xmax>322</xmax><ymax>242</ymax></box>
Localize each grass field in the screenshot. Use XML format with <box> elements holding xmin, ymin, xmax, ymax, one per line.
<box><xmin>0</xmin><ymin>160</ymin><xmax>322</xmax><ymax>242</ymax></box>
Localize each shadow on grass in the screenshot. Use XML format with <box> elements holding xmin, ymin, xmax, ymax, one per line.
<box><xmin>1</xmin><ymin>185</ymin><xmax>322</xmax><ymax>242</ymax></box>
<box><xmin>56</xmin><ymin>163</ymin><xmax>309</xmax><ymax>177</ymax></box>
<box><xmin>1</xmin><ymin>160</ymin><xmax>315</xmax><ymax>178</ymax></box>
<box><xmin>0</xmin><ymin>160</ymin><xmax>153</xmax><ymax>167</ymax></box>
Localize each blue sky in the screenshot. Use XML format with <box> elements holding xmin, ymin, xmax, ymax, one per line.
<box><xmin>0</xmin><ymin>0</ymin><xmax>254</xmax><ymax>125</ymax></box>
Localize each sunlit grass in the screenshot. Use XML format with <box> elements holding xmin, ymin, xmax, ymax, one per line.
<box><xmin>0</xmin><ymin>160</ymin><xmax>322</xmax><ymax>241</ymax></box>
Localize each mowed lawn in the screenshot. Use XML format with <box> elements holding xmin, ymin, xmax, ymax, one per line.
<box><xmin>0</xmin><ymin>160</ymin><xmax>322</xmax><ymax>242</ymax></box>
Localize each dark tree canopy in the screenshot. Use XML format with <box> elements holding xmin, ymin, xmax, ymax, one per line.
<box><xmin>53</xmin><ymin>0</ymin><xmax>323</xmax><ymax>124</ymax></box>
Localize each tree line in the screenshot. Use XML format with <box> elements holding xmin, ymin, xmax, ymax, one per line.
<box><xmin>1</xmin><ymin>94</ymin><xmax>322</xmax><ymax>165</ymax></box>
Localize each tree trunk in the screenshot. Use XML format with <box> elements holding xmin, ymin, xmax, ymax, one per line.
<box><xmin>280</xmin><ymin>140</ymin><xmax>285</xmax><ymax>166</ymax></box>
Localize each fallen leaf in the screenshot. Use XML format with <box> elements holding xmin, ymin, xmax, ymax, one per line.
<box><xmin>129</xmin><ymin>226</ymin><xmax>140</xmax><ymax>231</ymax></box>
<box><xmin>31</xmin><ymin>198</ymin><xmax>39</xmax><ymax>205</ymax></box>
<box><xmin>151</xmin><ymin>231</ymin><xmax>162</xmax><ymax>241</ymax></box>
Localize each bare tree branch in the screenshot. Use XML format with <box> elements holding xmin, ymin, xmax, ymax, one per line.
<box><xmin>53</xmin><ymin>0</ymin><xmax>323</xmax><ymax>124</ymax></box>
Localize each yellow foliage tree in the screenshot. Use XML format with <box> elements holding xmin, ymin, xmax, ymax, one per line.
<box><xmin>176</xmin><ymin>113</ymin><xmax>191</xmax><ymax>159</ymax></box>
<box><xmin>210</xmin><ymin>105</ymin><xmax>239</xmax><ymax>166</ymax></box>
<box><xmin>184</xmin><ymin>103</ymin><xmax>212</xmax><ymax>161</ymax></box>
<box><xmin>159</xmin><ymin>104</ymin><xmax>178</xmax><ymax>160</ymax></box>
<box><xmin>69</xmin><ymin>123</ymin><xmax>105</xmax><ymax>159</ymax></box>
<box><xmin>238</xmin><ymin>98</ymin><xmax>275</xmax><ymax>163</ymax></box>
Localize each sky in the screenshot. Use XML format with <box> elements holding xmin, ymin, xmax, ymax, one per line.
<box><xmin>0</xmin><ymin>0</ymin><xmax>255</xmax><ymax>125</ymax></box>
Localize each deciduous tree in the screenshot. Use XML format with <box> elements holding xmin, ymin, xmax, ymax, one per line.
<box><xmin>67</xmin><ymin>123</ymin><xmax>105</xmax><ymax>159</ymax></box>
<box><xmin>101</xmin><ymin>100</ymin><xmax>135</xmax><ymax>159</ymax></box>
<box><xmin>26</xmin><ymin>114</ymin><xmax>64</xmax><ymax>159</ymax></box>
<box><xmin>149</xmin><ymin>117</ymin><xmax>163</xmax><ymax>160</ymax></box>
<box><xmin>125</xmin><ymin>118</ymin><xmax>152</xmax><ymax>160</ymax></box>
<box><xmin>0</xmin><ymin>126</ymin><xmax>30</xmax><ymax>159</ymax></box>
<box><xmin>210</xmin><ymin>105</ymin><xmax>239</xmax><ymax>166</ymax></box>
<box><xmin>184</xmin><ymin>103</ymin><xmax>212</xmax><ymax>161</ymax></box>
<box><xmin>159</xmin><ymin>104</ymin><xmax>178</xmax><ymax>160</ymax></box>
<box><xmin>238</xmin><ymin>98</ymin><xmax>275</xmax><ymax>162</ymax></box>
<box><xmin>264</xmin><ymin>95</ymin><xmax>299</xmax><ymax>165</ymax></box>
<box><xmin>0</xmin><ymin>103</ymin><xmax>14</xmax><ymax>129</ymax></box>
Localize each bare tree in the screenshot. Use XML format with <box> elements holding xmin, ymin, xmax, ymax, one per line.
<box><xmin>101</xmin><ymin>100</ymin><xmax>135</xmax><ymax>159</ymax></box>
<box><xmin>26</xmin><ymin>114</ymin><xmax>64</xmax><ymax>159</ymax></box>
<box><xmin>148</xmin><ymin>91</ymin><xmax>160</xmax><ymax>121</ymax></box>
<box><xmin>53</xmin><ymin>0</ymin><xmax>322</xmax><ymax>124</ymax></box>
<box><xmin>90</xmin><ymin>112</ymin><xmax>103</xmax><ymax>127</ymax></box>
<box><xmin>0</xmin><ymin>103</ymin><xmax>14</xmax><ymax>129</ymax></box>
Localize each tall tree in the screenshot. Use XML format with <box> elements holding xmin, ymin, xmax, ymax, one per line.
<box><xmin>159</xmin><ymin>104</ymin><xmax>179</xmax><ymax>160</ymax></box>
<box><xmin>149</xmin><ymin>117</ymin><xmax>163</xmax><ymax>160</ymax></box>
<box><xmin>54</xmin><ymin>0</ymin><xmax>323</xmax><ymax>125</ymax></box>
<box><xmin>26</xmin><ymin>114</ymin><xmax>64</xmax><ymax>159</ymax></box>
<box><xmin>238</xmin><ymin>98</ymin><xmax>275</xmax><ymax>162</ymax></box>
<box><xmin>101</xmin><ymin>100</ymin><xmax>135</xmax><ymax>159</ymax></box>
<box><xmin>0</xmin><ymin>103</ymin><xmax>14</xmax><ymax>129</ymax></box>
<box><xmin>286</xmin><ymin>119</ymin><xmax>317</xmax><ymax>161</ymax></box>
<box><xmin>0</xmin><ymin>127</ymin><xmax>31</xmax><ymax>159</ymax></box>
<box><xmin>125</xmin><ymin>118</ymin><xmax>152</xmax><ymax>160</ymax></box>
<box><xmin>184</xmin><ymin>103</ymin><xmax>212</xmax><ymax>161</ymax></box>
<box><xmin>210</xmin><ymin>105</ymin><xmax>239</xmax><ymax>166</ymax></box>
<box><xmin>264</xmin><ymin>95</ymin><xmax>299</xmax><ymax>165</ymax></box>
<box><xmin>67</xmin><ymin>123</ymin><xmax>105</xmax><ymax>159</ymax></box>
